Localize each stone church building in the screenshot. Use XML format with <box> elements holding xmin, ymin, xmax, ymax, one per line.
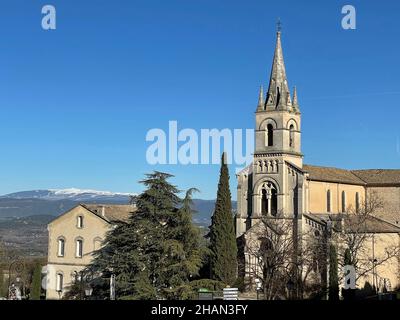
<box><xmin>235</xmin><ymin>30</ymin><xmax>400</xmax><ymax>295</ymax></box>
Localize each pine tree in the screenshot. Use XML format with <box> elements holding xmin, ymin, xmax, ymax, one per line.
<box><xmin>328</xmin><ymin>244</ymin><xmax>339</xmax><ymax>300</ymax></box>
<box><xmin>90</xmin><ymin>172</ymin><xmax>202</xmax><ymax>300</ymax></box>
<box><xmin>209</xmin><ymin>153</ymin><xmax>237</xmax><ymax>285</ymax></box>
<box><xmin>30</xmin><ymin>262</ymin><xmax>42</xmax><ymax>300</ymax></box>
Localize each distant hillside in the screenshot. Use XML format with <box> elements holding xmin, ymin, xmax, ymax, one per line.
<box><xmin>0</xmin><ymin>189</ymin><xmax>237</xmax><ymax>256</ymax></box>
<box><xmin>1</xmin><ymin>188</ymin><xmax>133</xmax><ymax>202</ymax></box>
<box><xmin>0</xmin><ymin>215</ymin><xmax>54</xmax><ymax>256</ymax></box>
<box><xmin>0</xmin><ymin>189</ymin><xmax>237</xmax><ymax>226</ymax></box>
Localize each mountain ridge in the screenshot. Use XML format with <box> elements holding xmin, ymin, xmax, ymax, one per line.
<box><xmin>0</xmin><ymin>189</ymin><xmax>237</xmax><ymax>225</ymax></box>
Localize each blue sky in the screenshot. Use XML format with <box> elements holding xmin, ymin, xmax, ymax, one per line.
<box><xmin>0</xmin><ymin>0</ymin><xmax>400</xmax><ymax>199</ymax></box>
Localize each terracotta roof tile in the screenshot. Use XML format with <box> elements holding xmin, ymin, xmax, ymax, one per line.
<box><xmin>81</xmin><ymin>204</ymin><xmax>136</xmax><ymax>223</ymax></box>
<box><xmin>303</xmin><ymin>164</ymin><xmax>365</xmax><ymax>185</ymax></box>
<box><xmin>309</xmin><ymin>213</ymin><xmax>400</xmax><ymax>233</ymax></box>
<box><xmin>351</xmin><ymin>169</ymin><xmax>400</xmax><ymax>186</ymax></box>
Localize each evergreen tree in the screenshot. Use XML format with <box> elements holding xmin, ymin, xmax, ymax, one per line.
<box><xmin>0</xmin><ymin>269</ymin><xmax>5</xmax><ymax>298</ymax></box>
<box><xmin>328</xmin><ymin>244</ymin><xmax>339</xmax><ymax>300</ymax></box>
<box><xmin>209</xmin><ymin>153</ymin><xmax>237</xmax><ymax>285</ymax></box>
<box><xmin>344</xmin><ymin>248</ymin><xmax>352</xmax><ymax>266</ymax></box>
<box><xmin>30</xmin><ymin>262</ymin><xmax>42</xmax><ymax>300</ymax></box>
<box><xmin>90</xmin><ymin>172</ymin><xmax>202</xmax><ymax>299</ymax></box>
<box><xmin>342</xmin><ymin>247</ymin><xmax>356</xmax><ymax>300</ymax></box>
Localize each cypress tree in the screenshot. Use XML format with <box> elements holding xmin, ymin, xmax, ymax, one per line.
<box><xmin>90</xmin><ymin>172</ymin><xmax>202</xmax><ymax>299</ymax></box>
<box><xmin>0</xmin><ymin>269</ymin><xmax>4</xmax><ymax>298</ymax></box>
<box><xmin>30</xmin><ymin>262</ymin><xmax>42</xmax><ymax>300</ymax></box>
<box><xmin>344</xmin><ymin>248</ymin><xmax>352</xmax><ymax>266</ymax></box>
<box><xmin>328</xmin><ymin>244</ymin><xmax>339</xmax><ymax>300</ymax></box>
<box><xmin>342</xmin><ymin>248</ymin><xmax>355</xmax><ymax>300</ymax></box>
<box><xmin>210</xmin><ymin>153</ymin><xmax>237</xmax><ymax>285</ymax></box>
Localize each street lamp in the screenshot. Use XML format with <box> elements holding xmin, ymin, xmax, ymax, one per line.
<box><xmin>8</xmin><ymin>260</ymin><xmax>25</xmax><ymax>300</ymax></box>
<box><xmin>255</xmin><ymin>278</ymin><xmax>262</xmax><ymax>300</ymax></box>
<box><xmin>85</xmin><ymin>286</ymin><xmax>93</xmax><ymax>298</ymax></box>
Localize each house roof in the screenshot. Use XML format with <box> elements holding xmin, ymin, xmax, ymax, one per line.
<box><xmin>81</xmin><ymin>204</ymin><xmax>136</xmax><ymax>223</ymax></box>
<box><xmin>303</xmin><ymin>165</ymin><xmax>366</xmax><ymax>185</ymax></box>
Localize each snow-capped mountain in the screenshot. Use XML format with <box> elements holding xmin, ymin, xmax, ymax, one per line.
<box><xmin>1</xmin><ymin>188</ymin><xmax>134</xmax><ymax>202</ymax></box>
<box><xmin>0</xmin><ymin>189</ymin><xmax>236</xmax><ymax>227</ymax></box>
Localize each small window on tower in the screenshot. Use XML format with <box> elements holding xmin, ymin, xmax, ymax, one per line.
<box><xmin>289</xmin><ymin>124</ymin><xmax>294</xmax><ymax>148</ymax></box>
<box><xmin>261</xmin><ymin>189</ymin><xmax>268</xmax><ymax>215</ymax></box>
<box><xmin>267</xmin><ymin>124</ymin><xmax>274</xmax><ymax>146</ymax></box>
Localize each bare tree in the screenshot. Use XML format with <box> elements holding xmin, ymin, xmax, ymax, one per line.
<box><xmin>335</xmin><ymin>191</ymin><xmax>400</xmax><ymax>288</ymax></box>
<box><xmin>242</xmin><ymin>215</ymin><xmax>326</xmax><ymax>300</ymax></box>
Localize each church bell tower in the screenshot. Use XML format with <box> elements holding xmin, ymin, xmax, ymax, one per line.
<box><xmin>236</xmin><ymin>28</ymin><xmax>305</xmax><ymax>236</ymax></box>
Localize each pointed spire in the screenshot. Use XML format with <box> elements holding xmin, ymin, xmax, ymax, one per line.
<box><xmin>292</xmin><ymin>86</ymin><xmax>299</xmax><ymax>111</ymax></box>
<box><xmin>257</xmin><ymin>86</ymin><xmax>264</xmax><ymax>111</ymax></box>
<box><xmin>265</xmin><ymin>25</ymin><xmax>291</xmax><ymax>110</ymax></box>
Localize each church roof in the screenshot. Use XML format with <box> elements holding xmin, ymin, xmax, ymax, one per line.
<box><xmin>81</xmin><ymin>204</ymin><xmax>136</xmax><ymax>223</ymax></box>
<box><xmin>351</xmin><ymin>169</ymin><xmax>400</xmax><ymax>186</ymax></box>
<box><xmin>303</xmin><ymin>164</ymin><xmax>366</xmax><ymax>185</ymax></box>
<box><xmin>304</xmin><ymin>164</ymin><xmax>400</xmax><ymax>186</ymax></box>
<box><xmin>344</xmin><ymin>215</ymin><xmax>400</xmax><ymax>233</ymax></box>
<box><xmin>308</xmin><ymin>213</ymin><xmax>400</xmax><ymax>234</ymax></box>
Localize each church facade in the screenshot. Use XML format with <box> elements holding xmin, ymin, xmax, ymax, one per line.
<box><xmin>235</xmin><ymin>30</ymin><xmax>400</xmax><ymax>295</ymax></box>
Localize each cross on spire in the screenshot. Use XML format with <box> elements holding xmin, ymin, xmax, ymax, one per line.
<box><xmin>277</xmin><ymin>18</ymin><xmax>282</xmax><ymax>33</ymax></box>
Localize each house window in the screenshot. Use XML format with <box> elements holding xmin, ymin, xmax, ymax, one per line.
<box><xmin>57</xmin><ymin>238</ymin><xmax>65</xmax><ymax>257</ymax></box>
<box><xmin>71</xmin><ymin>271</ymin><xmax>78</xmax><ymax>282</ymax></box>
<box><xmin>327</xmin><ymin>190</ymin><xmax>331</xmax><ymax>213</ymax></box>
<box><xmin>341</xmin><ymin>191</ymin><xmax>346</xmax><ymax>213</ymax></box>
<box><xmin>77</xmin><ymin>216</ymin><xmax>83</xmax><ymax>229</ymax></box>
<box><xmin>93</xmin><ymin>237</ymin><xmax>103</xmax><ymax>251</ymax></box>
<box><xmin>56</xmin><ymin>273</ymin><xmax>63</xmax><ymax>292</ymax></box>
<box><xmin>289</xmin><ymin>124</ymin><xmax>294</xmax><ymax>148</ymax></box>
<box><xmin>76</xmin><ymin>239</ymin><xmax>83</xmax><ymax>258</ymax></box>
<box><xmin>355</xmin><ymin>192</ymin><xmax>360</xmax><ymax>213</ymax></box>
<box><xmin>267</xmin><ymin>124</ymin><xmax>274</xmax><ymax>146</ymax></box>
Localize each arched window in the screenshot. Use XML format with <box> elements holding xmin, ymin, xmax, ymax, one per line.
<box><xmin>327</xmin><ymin>190</ymin><xmax>331</xmax><ymax>213</ymax></box>
<box><xmin>355</xmin><ymin>192</ymin><xmax>360</xmax><ymax>213</ymax></box>
<box><xmin>76</xmin><ymin>239</ymin><xmax>83</xmax><ymax>258</ymax></box>
<box><xmin>271</xmin><ymin>189</ymin><xmax>277</xmax><ymax>216</ymax></box>
<box><xmin>267</xmin><ymin>124</ymin><xmax>274</xmax><ymax>146</ymax></box>
<box><xmin>57</xmin><ymin>238</ymin><xmax>65</xmax><ymax>257</ymax></box>
<box><xmin>261</xmin><ymin>189</ymin><xmax>268</xmax><ymax>215</ymax></box>
<box><xmin>341</xmin><ymin>191</ymin><xmax>346</xmax><ymax>213</ymax></box>
<box><xmin>93</xmin><ymin>237</ymin><xmax>103</xmax><ymax>251</ymax></box>
<box><xmin>77</xmin><ymin>215</ymin><xmax>84</xmax><ymax>229</ymax></box>
<box><xmin>260</xmin><ymin>182</ymin><xmax>278</xmax><ymax>216</ymax></box>
<box><xmin>56</xmin><ymin>273</ymin><xmax>63</xmax><ymax>293</ymax></box>
<box><xmin>289</xmin><ymin>124</ymin><xmax>294</xmax><ymax>148</ymax></box>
